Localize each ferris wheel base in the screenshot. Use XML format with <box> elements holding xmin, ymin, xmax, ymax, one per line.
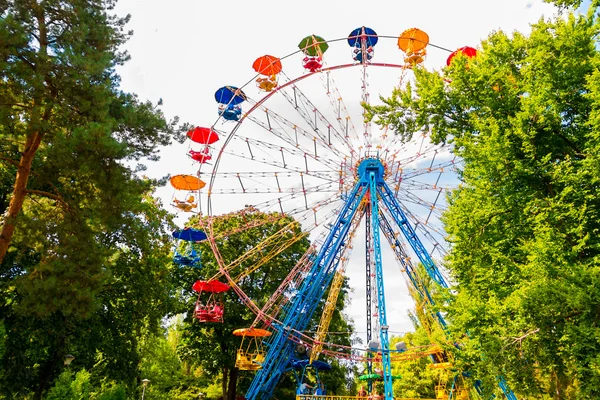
<box><xmin>296</xmin><ymin>396</ymin><xmax>436</xmax><ymax>400</ymax></box>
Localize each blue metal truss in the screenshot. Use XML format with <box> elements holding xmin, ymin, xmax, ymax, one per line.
<box><xmin>378</xmin><ymin>211</ymin><xmax>447</xmax><ymax>330</ymax></box>
<box><xmin>377</xmin><ymin>181</ymin><xmax>448</xmax><ymax>289</ymax></box>
<box><xmin>246</xmin><ymin>181</ymin><xmax>368</xmax><ymax>399</ymax></box>
<box><xmin>245</xmin><ymin>157</ymin><xmax>516</xmax><ymax>400</ymax></box>
<box><xmin>368</xmin><ymin>166</ymin><xmax>394</xmax><ymax>399</ymax></box>
<box><xmin>364</xmin><ymin>203</ymin><xmax>374</xmax><ymax>393</ymax></box>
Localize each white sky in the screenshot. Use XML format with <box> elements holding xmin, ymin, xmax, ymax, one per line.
<box><xmin>112</xmin><ymin>0</ymin><xmax>559</xmax><ymax>348</ymax></box>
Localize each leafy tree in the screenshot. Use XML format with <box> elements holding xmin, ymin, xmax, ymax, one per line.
<box><xmin>0</xmin><ymin>0</ymin><xmax>185</xmax><ymax>299</ymax></box>
<box><xmin>176</xmin><ymin>209</ymin><xmax>355</xmax><ymax>400</ymax></box>
<box><xmin>0</xmin><ymin>0</ymin><xmax>180</xmax><ymax>264</ymax></box>
<box><xmin>138</xmin><ymin>327</ymin><xmax>211</xmax><ymax>400</ymax></box>
<box><xmin>176</xmin><ymin>209</ymin><xmax>310</xmax><ymax>400</ymax></box>
<box><xmin>45</xmin><ymin>369</ymin><xmax>91</xmax><ymax>400</ymax></box>
<box><xmin>544</xmin><ymin>0</ymin><xmax>598</xmax><ymax>9</ymax></box>
<box><xmin>366</xmin><ymin>7</ymin><xmax>600</xmax><ymax>398</ymax></box>
<box><xmin>0</xmin><ymin>1</ymin><xmax>188</xmax><ymax>398</ymax></box>
<box><xmin>389</xmin><ymin>332</ymin><xmax>438</xmax><ymax>399</ymax></box>
<box><xmin>45</xmin><ymin>368</ymin><xmax>128</xmax><ymax>400</ymax></box>
<box><xmin>0</xmin><ymin>193</ymin><xmax>180</xmax><ymax>399</ymax></box>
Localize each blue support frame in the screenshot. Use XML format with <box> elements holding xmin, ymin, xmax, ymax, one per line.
<box><xmin>368</xmin><ymin>169</ymin><xmax>394</xmax><ymax>399</ymax></box>
<box><xmin>246</xmin><ymin>182</ymin><xmax>368</xmax><ymax>400</ymax></box>
<box><xmin>377</xmin><ymin>181</ymin><xmax>448</xmax><ymax>289</ymax></box>
<box><xmin>364</xmin><ymin>204</ymin><xmax>374</xmax><ymax>393</ymax></box>
<box><xmin>244</xmin><ymin>158</ymin><xmax>517</xmax><ymax>400</ymax></box>
<box><xmin>378</xmin><ymin>211</ymin><xmax>447</xmax><ymax>330</ymax></box>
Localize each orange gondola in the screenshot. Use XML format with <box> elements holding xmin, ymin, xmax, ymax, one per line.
<box><xmin>170</xmin><ymin>174</ymin><xmax>206</xmax><ymax>191</ymax></box>
<box><xmin>170</xmin><ymin>174</ymin><xmax>205</xmax><ymax>212</ymax></box>
<box><xmin>397</xmin><ymin>28</ymin><xmax>429</xmax><ymax>65</ymax></box>
<box><xmin>253</xmin><ymin>55</ymin><xmax>283</xmax><ymax>92</ymax></box>
<box><xmin>252</xmin><ymin>55</ymin><xmax>282</xmax><ymax>76</ymax></box>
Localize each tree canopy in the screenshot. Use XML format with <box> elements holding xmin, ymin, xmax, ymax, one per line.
<box><xmin>365</xmin><ymin>6</ymin><xmax>600</xmax><ymax>398</ymax></box>
<box><xmin>0</xmin><ymin>1</ymin><xmax>187</xmax><ymax>398</ymax></box>
<box><xmin>175</xmin><ymin>209</ymin><xmax>354</xmax><ymax>400</ymax></box>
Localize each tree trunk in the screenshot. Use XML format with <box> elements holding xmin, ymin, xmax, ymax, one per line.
<box><xmin>552</xmin><ymin>369</ymin><xmax>569</xmax><ymax>400</ymax></box>
<box><xmin>222</xmin><ymin>367</ymin><xmax>229</xmax><ymax>400</ymax></box>
<box><xmin>33</xmin><ymin>370</ymin><xmax>47</xmax><ymax>400</ymax></box>
<box><xmin>0</xmin><ymin>131</ymin><xmax>44</xmax><ymax>264</ymax></box>
<box><xmin>32</xmin><ymin>351</ymin><xmax>58</xmax><ymax>400</ymax></box>
<box><xmin>227</xmin><ymin>366</ymin><xmax>239</xmax><ymax>400</ymax></box>
<box><xmin>0</xmin><ymin>2</ymin><xmax>50</xmax><ymax>265</ymax></box>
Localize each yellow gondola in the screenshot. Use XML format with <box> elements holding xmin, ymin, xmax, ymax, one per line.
<box><xmin>233</xmin><ymin>328</ymin><xmax>271</xmax><ymax>371</ymax></box>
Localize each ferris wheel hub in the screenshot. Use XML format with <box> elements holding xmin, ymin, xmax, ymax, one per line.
<box><xmin>356</xmin><ymin>157</ymin><xmax>387</xmax><ymax>182</ymax></box>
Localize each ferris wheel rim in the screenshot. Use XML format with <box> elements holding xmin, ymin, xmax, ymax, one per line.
<box><xmin>204</xmin><ymin>61</ymin><xmax>410</xmax><ymax>219</ymax></box>
<box><xmin>190</xmin><ymin>33</ymin><xmax>460</xmax><ymax>360</ymax></box>
<box><xmin>202</xmin><ymin>58</ymin><xmax>413</xmax><ymax>309</ymax></box>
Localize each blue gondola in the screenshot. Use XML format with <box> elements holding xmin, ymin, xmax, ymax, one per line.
<box><xmin>290</xmin><ymin>357</ymin><xmax>331</xmax><ymax>395</ymax></box>
<box><xmin>172</xmin><ymin>228</ymin><xmax>207</xmax><ymax>268</ymax></box>
<box><xmin>348</xmin><ymin>27</ymin><xmax>378</xmax><ymax>63</ymax></box>
<box><xmin>215</xmin><ymin>86</ymin><xmax>246</xmax><ymax>122</ymax></box>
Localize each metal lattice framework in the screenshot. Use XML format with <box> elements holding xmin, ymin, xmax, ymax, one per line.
<box><xmin>179</xmin><ymin>29</ymin><xmax>518</xmax><ymax>400</ymax></box>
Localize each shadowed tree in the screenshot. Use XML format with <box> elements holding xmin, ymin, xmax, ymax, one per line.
<box><xmin>0</xmin><ymin>1</ymin><xmax>188</xmax><ymax>398</ymax></box>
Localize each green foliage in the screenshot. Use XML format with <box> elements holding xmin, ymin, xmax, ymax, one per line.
<box><xmin>95</xmin><ymin>383</ymin><xmax>127</xmax><ymax>400</ymax></box>
<box><xmin>390</xmin><ymin>334</ymin><xmax>438</xmax><ymax>398</ymax></box>
<box><xmin>367</xmin><ymin>9</ymin><xmax>600</xmax><ymax>399</ymax></box>
<box><xmin>46</xmin><ymin>370</ymin><xmax>91</xmax><ymax>400</ymax></box>
<box><xmin>139</xmin><ymin>330</ymin><xmax>197</xmax><ymax>398</ymax></box>
<box><xmin>543</xmin><ymin>0</ymin><xmax>599</xmax><ymax>9</ymax></box>
<box><xmin>177</xmin><ymin>209</ymin><xmax>311</xmax><ymax>399</ymax></box>
<box><xmin>45</xmin><ymin>369</ymin><xmax>128</xmax><ymax>400</ymax></box>
<box><xmin>0</xmin><ymin>193</ymin><xmax>180</xmax><ymax>398</ymax></box>
<box><xmin>0</xmin><ymin>1</ymin><xmax>188</xmax><ymax>398</ymax></box>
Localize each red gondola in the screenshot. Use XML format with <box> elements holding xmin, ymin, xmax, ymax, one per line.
<box><xmin>189</xmin><ymin>148</ymin><xmax>212</xmax><ymax>163</ymax></box>
<box><xmin>446</xmin><ymin>46</ymin><xmax>477</xmax><ymax>66</ymax></box>
<box><xmin>187</xmin><ymin>127</ymin><xmax>220</xmax><ymax>145</ymax></box>
<box><xmin>192</xmin><ymin>280</ymin><xmax>230</xmax><ymax>323</ymax></box>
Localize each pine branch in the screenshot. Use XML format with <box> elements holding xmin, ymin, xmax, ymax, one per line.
<box><xmin>0</xmin><ymin>103</ymin><xmax>32</xmax><ymax>110</ymax></box>
<box><xmin>25</xmin><ymin>189</ymin><xmax>70</xmax><ymax>210</ymax></box>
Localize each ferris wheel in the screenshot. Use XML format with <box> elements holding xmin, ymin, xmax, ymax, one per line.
<box><xmin>170</xmin><ymin>26</ymin><xmax>513</xmax><ymax>400</ymax></box>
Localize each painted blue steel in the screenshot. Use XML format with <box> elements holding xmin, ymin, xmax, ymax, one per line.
<box><xmin>364</xmin><ymin>204</ymin><xmax>373</xmax><ymax>393</ymax></box>
<box><xmin>377</xmin><ymin>212</ymin><xmax>425</xmax><ymax>299</ymax></box>
<box><xmin>246</xmin><ymin>182</ymin><xmax>368</xmax><ymax>400</ymax></box>
<box><xmin>368</xmin><ymin>170</ymin><xmax>394</xmax><ymax>400</ymax></box>
<box><xmin>260</xmin><ymin>226</ymin><xmax>356</xmax><ymax>394</ymax></box>
<box><xmin>498</xmin><ymin>377</ymin><xmax>518</xmax><ymax>400</ymax></box>
<box><xmin>245</xmin><ymin>157</ymin><xmax>517</xmax><ymax>400</ymax></box>
<box><xmin>377</xmin><ymin>211</ymin><xmax>447</xmax><ymax>330</ymax></box>
<box><xmin>377</xmin><ymin>181</ymin><xmax>449</xmax><ymax>288</ymax></box>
